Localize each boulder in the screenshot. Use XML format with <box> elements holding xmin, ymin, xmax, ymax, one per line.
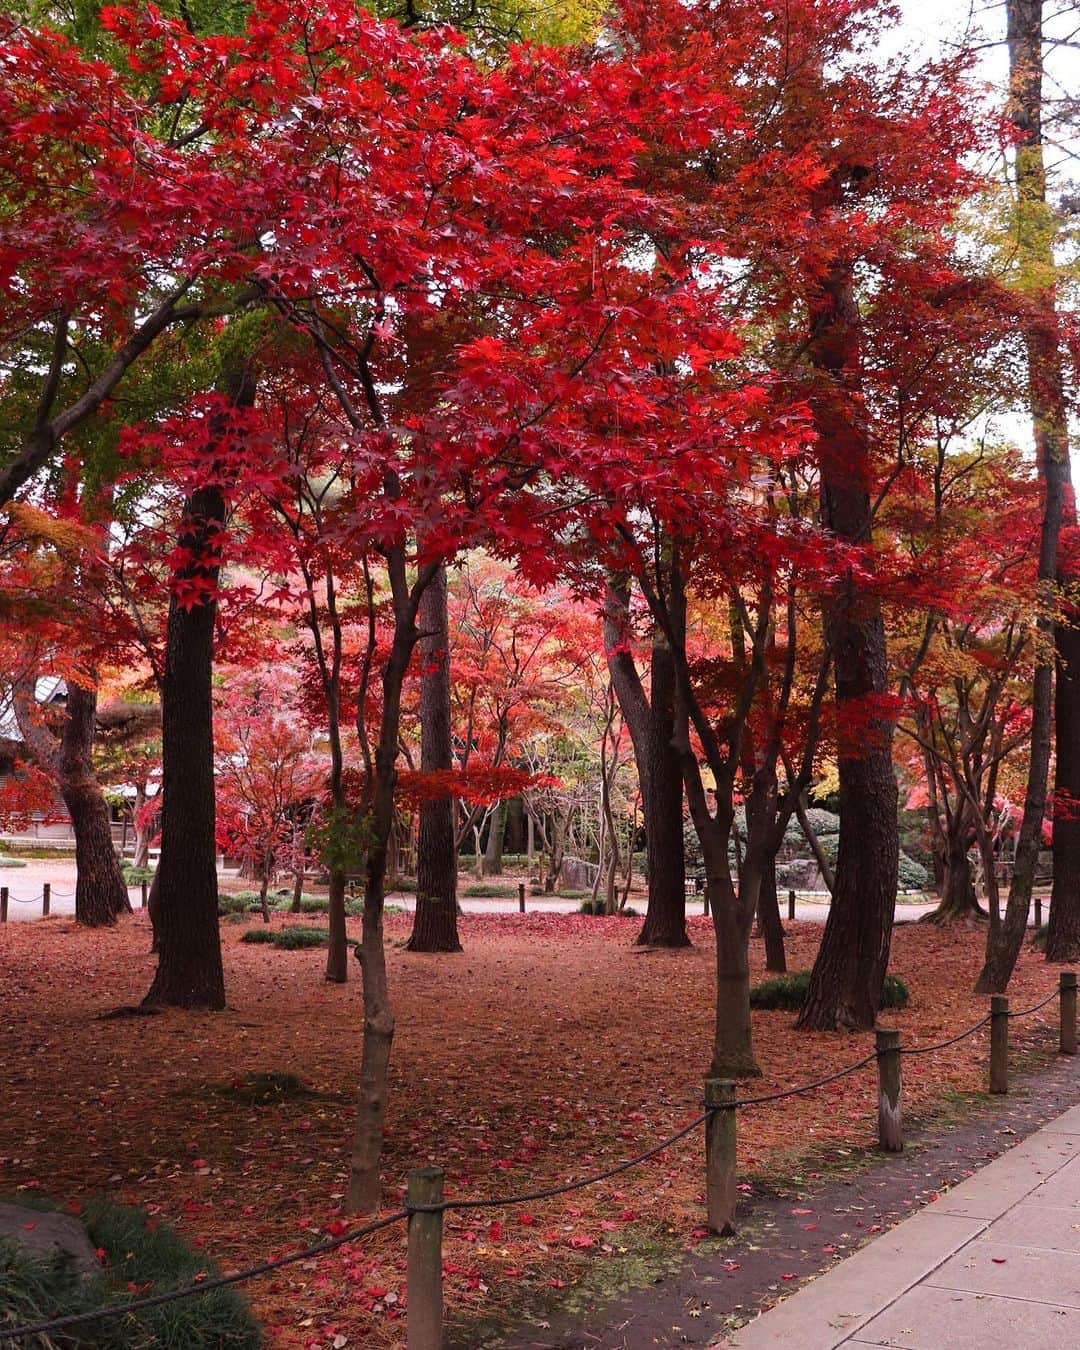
<box><xmin>0</xmin><ymin>1202</ymin><xmax>101</xmax><ymax>1278</ymax></box>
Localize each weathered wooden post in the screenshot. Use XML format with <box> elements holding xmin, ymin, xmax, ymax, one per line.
<box><xmin>704</xmin><ymin>1078</ymin><xmax>736</xmax><ymax>1235</ymax></box>
<box><xmin>141</xmin><ymin>881</ymin><xmax>148</xmax><ymax>909</ymax></box>
<box><xmin>875</xmin><ymin>1026</ymin><xmax>903</xmax><ymax>1151</ymax></box>
<box><xmin>1061</xmin><ymin>971</ymin><xmax>1077</xmax><ymax>1057</ymax></box>
<box><xmin>518</xmin><ymin>882</ymin><xmax>525</xmax><ymax>914</ymax></box>
<box><xmin>788</xmin><ymin>889</ymin><xmax>796</xmax><ymax>922</ymax></box>
<box><xmin>406</xmin><ymin>1167</ymin><xmax>444</xmax><ymax>1350</ymax></box>
<box><xmin>0</xmin><ymin>887</ymin><xmax>7</xmax><ymax>923</ymax></box>
<box><xmin>42</xmin><ymin>883</ymin><xmax>50</xmax><ymax>917</ymax></box>
<box><xmin>1035</xmin><ymin>896</ymin><xmax>1043</xmax><ymax>928</ymax></box>
<box><xmin>990</xmin><ymin>994</ymin><xmax>1009</xmax><ymax>1094</ymax></box>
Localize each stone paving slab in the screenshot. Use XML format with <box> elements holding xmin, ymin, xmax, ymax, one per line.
<box><xmin>972</xmin><ymin>1200</ymin><xmax>1080</xmax><ymax>1250</ymax></box>
<box><xmin>720</xmin><ymin>1211</ymin><xmax>988</xmax><ymax>1348</ymax></box>
<box><xmin>932</xmin><ymin>1130</ymin><xmax>1079</xmax><ymax>1219</ymax></box>
<box><xmin>847</xmin><ymin>1285</ymin><xmax>1080</xmax><ymax>1350</ymax></box>
<box><xmin>924</xmin><ymin>1242</ymin><xmax>1080</xmax><ymax>1307</ymax></box>
<box><xmin>719</xmin><ymin>1092</ymin><xmax>1080</xmax><ymax>1350</ymax></box>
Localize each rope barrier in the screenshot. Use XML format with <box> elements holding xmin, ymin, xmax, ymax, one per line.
<box><xmin>1008</xmin><ymin>988</ymin><xmax>1061</xmax><ymax>1018</ymax></box>
<box><xmin>0</xmin><ymin>1211</ymin><xmax>408</xmax><ymax>1342</ymax></box>
<box><xmin>898</xmin><ymin>1016</ymin><xmax>992</xmax><ymax>1056</ymax></box>
<box><xmin>9</xmin><ymin>893</ymin><xmax>44</xmax><ymax>905</ymax></box>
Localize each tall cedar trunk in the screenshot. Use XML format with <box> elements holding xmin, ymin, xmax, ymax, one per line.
<box><xmin>142</xmin><ymin>480</ymin><xmax>226</xmax><ymax>1009</ymax></box>
<box><xmin>979</xmin><ymin>0</ymin><xmax>1071</xmax><ymax>986</ymax></box>
<box><xmin>640</xmin><ymin>632</ymin><xmax>689</xmax><ymax>945</ymax></box>
<box><xmin>1050</xmin><ymin>606</ymin><xmax>1080</xmax><ymax>957</ymax></box>
<box><xmin>408</xmin><ymin>565</ymin><xmax>461</xmax><ymax>953</ymax></box>
<box><xmin>346</xmin><ymin>594</ymin><xmax>416</xmax><ymax>1214</ymax></box>
<box><xmin>59</xmin><ymin>683</ymin><xmax>131</xmax><ymax>926</ymax></box>
<box><xmin>144</xmin><ymin>373</ymin><xmax>254</xmax><ymax>1008</ymax></box>
<box><xmin>603</xmin><ymin>577</ymin><xmax>689</xmax><ymax>947</ymax></box>
<box><xmin>505</xmin><ymin>796</ymin><xmax>524</xmax><ymax>856</ymax></box>
<box><xmin>798</xmin><ymin>259</ymin><xmax>899</xmax><ymax>1032</ymax></box>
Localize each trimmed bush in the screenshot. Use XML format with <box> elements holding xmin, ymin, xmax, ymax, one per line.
<box><xmin>463</xmin><ymin>883</ymin><xmax>518</xmax><ymax>898</ymax></box>
<box><xmin>897</xmin><ymin>851</ymin><xmax>929</xmax><ymax>891</ymax></box>
<box><xmin>0</xmin><ymin>1196</ymin><xmax>259</xmax><ymax>1347</ymax></box>
<box><xmin>0</xmin><ymin>857</ymin><xmax>27</xmax><ymax>869</ymax></box>
<box><xmin>750</xmin><ymin>969</ymin><xmax>909</xmax><ymax>1011</ymax></box>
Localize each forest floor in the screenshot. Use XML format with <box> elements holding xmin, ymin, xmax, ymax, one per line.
<box><xmin>0</xmin><ymin>910</ymin><xmax>1069</xmax><ymax>1349</ymax></box>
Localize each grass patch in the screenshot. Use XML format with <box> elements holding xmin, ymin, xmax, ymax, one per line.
<box><xmin>0</xmin><ymin>857</ymin><xmax>27</xmax><ymax>869</ymax></box>
<box><xmin>240</xmin><ymin>926</ymin><xmax>335</xmax><ymax>949</ymax></box>
<box><xmin>212</xmin><ymin>1070</ymin><xmax>317</xmax><ymax>1105</ymax></box>
<box><xmin>463</xmin><ymin>883</ymin><xmax>519</xmax><ymax>898</ymax></box>
<box><xmin>272</xmin><ymin>894</ymin><xmax>364</xmax><ymax>917</ymax></box>
<box><xmin>750</xmin><ymin>969</ymin><xmax>909</xmax><ymax>1012</ymax></box>
<box><xmin>0</xmin><ymin>1196</ymin><xmax>259</xmax><ymax>1348</ymax></box>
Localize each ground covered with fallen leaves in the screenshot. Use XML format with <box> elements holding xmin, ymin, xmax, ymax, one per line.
<box><xmin>0</xmin><ymin>910</ymin><xmax>1067</xmax><ymax>1348</ymax></box>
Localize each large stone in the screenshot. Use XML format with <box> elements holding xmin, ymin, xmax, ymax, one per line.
<box><xmin>0</xmin><ymin>1202</ymin><xmax>101</xmax><ymax>1278</ymax></box>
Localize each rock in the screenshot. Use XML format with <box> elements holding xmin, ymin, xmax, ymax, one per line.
<box><xmin>0</xmin><ymin>1202</ymin><xmax>101</xmax><ymax>1278</ymax></box>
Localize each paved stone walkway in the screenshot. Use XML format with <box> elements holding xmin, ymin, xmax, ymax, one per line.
<box><xmin>723</xmin><ymin>1102</ymin><xmax>1080</xmax><ymax>1349</ymax></box>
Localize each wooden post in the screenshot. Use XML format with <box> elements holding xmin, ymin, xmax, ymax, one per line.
<box><xmin>990</xmin><ymin>994</ymin><xmax>1009</xmax><ymax>1094</ymax></box>
<box><xmin>0</xmin><ymin>887</ymin><xmax>7</xmax><ymax>923</ymax></box>
<box><xmin>1061</xmin><ymin>971</ymin><xmax>1077</xmax><ymax>1057</ymax></box>
<box><xmin>788</xmin><ymin>889</ymin><xmax>796</xmax><ymax>922</ymax></box>
<box><xmin>702</xmin><ymin>884</ymin><xmax>710</xmax><ymax>918</ymax></box>
<box><xmin>518</xmin><ymin>882</ymin><xmax>525</xmax><ymax>914</ymax></box>
<box><xmin>1035</xmin><ymin>896</ymin><xmax>1043</xmax><ymax>928</ymax></box>
<box><xmin>141</xmin><ymin>881</ymin><xmax>148</xmax><ymax>909</ymax></box>
<box><xmin>406</xmin><ymin>1166</ymin><xmax>444</xmax><ymax>1350</ymax></box>
<box><xmin>875</xmin><ymin>1026</ymin><xmax>903</xmax><ymax>1151</ymax></box>
<box><xmin>42</xmin><ymin>883</ymin><xmax>50</xmax><ymax>918</ymax></box>
<box><xmin>704</xmin><ymin>1078</ymin><xmax>736</xmax><ymax>1235</ymax></box>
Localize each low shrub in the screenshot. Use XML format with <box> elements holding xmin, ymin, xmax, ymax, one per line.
<box><xmin>0</xmin><ymin>1196</ymin><xmax>259</xmax><ymax>1347</ymax></box>
<box><xmin>463</xmin><ymin>883</ymin><xmax>518</xmax><ymax>898</ymax></box>
<box><xmin>579</xmin><ymin>900</ymin><xmax>641</xmax><ymax>917</ymax></box>
<box><xmin>119</xmin><ymin>862</ymin><xmax>154</xmax><ymax>885</ymax></box>
<box><xmin>750</xmin><ymin>969</ymin><xmax>909</xmax><ymax>1011</ymax></box>
<box><xmin>241</xmin><ymin>926</ymin><xmax>333</xmax><ymax>950</ymax></box>
<box><xmin>0</xmin><ymin>857</ymin><xmax>27</xmax><ymax>869</ymax></box>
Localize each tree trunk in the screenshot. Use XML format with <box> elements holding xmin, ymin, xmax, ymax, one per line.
<box><xmin>144</xmin><ymin>367</ymin><xmax>255</xmax><ymax>1009</ymax></box>
<box><xmin>326</xmin><ymin>869</ymin><xmax>349</xmax><ymax>983</ymax></box>
<box><xmin>132</xmin><ymin>785</ymin><xmax>150</xmax><ymax>869</ymax></box>
<box><xmin>923</xmin><ymin>810</ymin><xmax>984</xmax><ymax>923</ymax></box>
<box><xmin>258</xmin><ymin>865</ymin><xmax>271</xmax><ymax>924</ymax></box>
<box><xmin>291</xmin><ymin>867</ymin><xmax>304</xmax><ymax>914</ymax></box>
<box><xmin>603</xmin><ymin>576</ymin><xmax>689</xmax><ymax>947</ymax></box>
<box><xmin>408</xmin><ymin>565</ymin><xmax>461</xmax><ymax>952</ymax></box>
<box><xmin>142</xmin><ymin>483</ymin><xmax>226</xmax><ymax>1010</ymax></box>
<box><xmin>59</xmin><ymin>683</ymin><xmax>131</xmax><ymax>927</ymax></box>
<box><xmin>346</xmin><ymin>574</ymin><xmax>417</xmax><ymax>1214</ymax></box>
<box><xmin>979</xmin><ymin>0</ymin><xmax>1069</xmax><ymax>989</ymax></box>
<box><xmin>799</xmin><ymin>259</ymin><xmax>899</xmax><ymax>1032</ymax></box>
<box><xmin>506</xmin><ymin>796</ymin><xmax>525</xmax><ymax>856</ymax></box>
<box><xmin>1049</xmin><ymin>603</ymin><xmax>1080</xmax><ymax>958</ymax></box>
<box><xmin>756</xmin><ymin>851</ymin><xmax>786</xmax><ymax>972</ymax></box>
<box><xmin>484</xmin><ymin>798</ymin><xmax>505</xmax><ymax>875</ymax></box>
<box><xmin>707</xmin><ymin>865</ymin><xmax>760</xmax><ymax>1078</ymax></box>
